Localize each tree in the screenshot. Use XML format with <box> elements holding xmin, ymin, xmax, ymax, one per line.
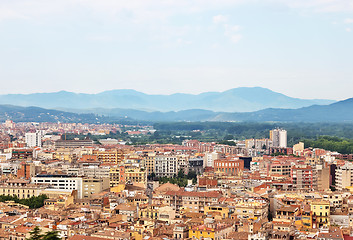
<box><xmin>26</xmin><ymin>229</ymin><xmax>61</xmax><ymax>240</ymax></box>
<box><xmin>28</xmin><ymin>226</ymin><xmax>43</xmax><ymax>240</ymax></box>
<box><xmin>177</xmin><ymin>169</ymin><xmax>185</xmax><ymax>179</ymax></box>
<box><xmin>42</xmin><ymin>231</ymin><xmax>61</xmax><ymax>240</ymax></box>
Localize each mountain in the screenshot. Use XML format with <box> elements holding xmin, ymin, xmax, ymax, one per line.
<box><xmin>0</xmin><ymin>87</ymin><xmax>335</xmax><ymax>112</ymax></box>
<box><xmin>58</xmin><ymin>98</ymin><xmax>353</xmax><ymax>122</ymax></box>
<box><xmin>0</xmin><ymin>97</ymin><xmax>352</xmax><ymax>123</ymax></box>
<box><xmin>0</xmin><ymin>105</ymin><xmax>106</xmax><ymax>123</ymax></box>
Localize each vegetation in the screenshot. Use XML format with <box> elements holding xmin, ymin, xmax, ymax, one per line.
<box><xmin>0</xmin><ymin>194</ymin><xmax>48</xmax><ymax>209</ymax></box>
<box><xmin>27</xmin><ymin>226</ymin><xmax>61</xmax><ymax>240</ymax></box>
<box><xmin>149</xmin><ymin>170</ymin><xmax>198</xmax><ymax>187</ymax></box>
<box><xmin>303</xmin><ymin>136</ymin><xmax>353</xmax><ymax>154</ymax></box>
<box><xmin>51</xmin><ymin>122</ymin><xmax>353</xmax><ymax>151</ymax></box>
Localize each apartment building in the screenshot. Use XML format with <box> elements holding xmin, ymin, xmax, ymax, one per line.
<box><xmin>291</xmin><ymin>165</ymin><xmax>316</xmax><ymax>192</ymax></box>
<box><xmin>82</xmin><ymin>177</ymin><xmax>109</xmax><ymax>198</ymax></box>
<box><xmin>155</xmin><ymin>154</ymin><xmax>179</xmax><ymax>178</ymax></box>
<box><xmin>336</xmin><ymin>162</ymin><xmax>353</xmax><ymax>191</ymax></box>
<box><xmin>32</xmin><ymin>174</ymin><xmax>83</xmax><ymax>198</ymax></box>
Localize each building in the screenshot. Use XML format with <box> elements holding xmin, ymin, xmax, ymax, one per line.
<box><xmin>93</xmin><ymin>149</ymin><xmax>124</xmax><ymax>164</ymax></box>
<box><xmin>336</xmin><ymin>162</ymin><xmax>353</xmax><ymax>191</ymax></box>
<box><xmin>110</xmin><ymin>165</ymin><xmax>125</xmax><ymax>187</ymax></box>
<box><xmin>32</xmin><ymin>174</ymin><xmax>83</xmax><ymax>198</ymax></box>
<box><xmin>291</xmin><ymin>165</ymin><xmax>315</xmax><ymax>192</ymax></box>
<box><xmin>55</xmin><ymin>139</ymin><xmax>94</xmax><ymax>148</ymax></box>
<box><xmin>311</xmin><ymin>201</ymin><xmax>330</xmax><ymax>229</ymax></box>
<box><xmin>189</xmin><ymin>223</ymin><xmax>234</xmax><ymax>240</ymax></box>
<box><xmin>270</xmin><ymin>129</ymin><xmax>287</xmax><ymax>148</ymax></box>
<box><xmin>11</xmin><ymin>149</ymin><xmax>33</xmax><ymax>160</ymax></box>
<box><xmin>155</xmin><ymin>154</ymin><xmax>179</xmax><ymax>178</ymax></box>
<box><xmin>204</xmin><ymin>152</ymin><xmax>219</xmax><ymax>168</ymax></box>
<box><xmin>17</xmin><ymin>162</ymin><xmax>36</xmax><ymax>179</ymax></box>
<box><xmin>0</xmin><ymin>179</ymin><xmax>46</xmax><ymax>199</ymax></box>
<box><xmin>25</xmin><ymin>131</ymin><xmax>43</xmax><ymax>147</ymax></box>
<box><xmin>82</xmin><ymin>177</ymin><xmax>110</xmax><ymax>198</ymax></box>
<box><xmin>214</xmin><ymin>159</ymin><xmax>244</xmax><ymax>176</ymax></box>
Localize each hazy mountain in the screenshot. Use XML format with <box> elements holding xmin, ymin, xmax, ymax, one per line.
<box><xmin>59</xmin><ymin>98</ymin><xmax>353</xmax><ymax>122</ymax></box>
<box><xmin>0</xmin><ymin>87</ymin><xmax>335</xmax><ymax>112</ymax></box>
<box><xmin>0</xmin><ymin>105</ymin><xmax>105</xmax><ymax>123</ymax></box>
<box><xmin>1</xmin><ymin>97</ymin><xmax>352</xmax><ymax>123</ymax></box>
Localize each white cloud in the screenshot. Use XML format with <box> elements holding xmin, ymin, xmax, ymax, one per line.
<box><xmin>344</xmin><ymin>18</ymin><xmax>353</xmax><ymax>24</ymax></box>
<box><xmin>213</xmin><ymin>15</ymin><xmax>228</xmax><ymax>24</ymax></box>
<box><xmin>224</xmin><ymin>24</ymin><xmax>242</xmax><ymax>43</ymax></box>
<box><xmin>346</xmin><ymin>27</ymin><xmax>352</xmax><ymax>32</ymax></box>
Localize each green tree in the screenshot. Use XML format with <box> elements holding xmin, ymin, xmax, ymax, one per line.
<box><xmin>177</xmin><ymin>169</ymin><xmax>185</xmax><ymax>178</ymax></box>
<box><xmin>42</xmin><ymin>231</ymin><xmax>61</xmax><ymax>240</ymax></box>
<box><xmin>28</xmin><ymin>226</ymin><xmax>43</xmax><ymax>240</ymax></box>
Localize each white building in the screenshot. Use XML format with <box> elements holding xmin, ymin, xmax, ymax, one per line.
<box><xmin>32</xmin><ymin>174</ymin><xmax>83</xmax><ymax>198</ymax></box>
<box><xmin>204</xmin><ymin>151</ymin><xmax>219</xmax><ymax>168</ymax></box>
<box><xmin>270</xmin><ymin>129</ymin><xmax>287</xmax><ymax>148</ymax></box>
<box><xmin>336</xmin><ymin>162</ymin><xmax>353</xmax><ymax>191</ymax></box>
<box><xmin>155</xmin><ymin>154</ymin><xmax>179</xmax><ymax>178</ymax></box>
<box><xmin>25</xmin><ymin>131</ymin><xmax>43</xmax><ymax>147</ymax></box>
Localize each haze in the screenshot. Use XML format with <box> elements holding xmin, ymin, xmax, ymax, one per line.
<box><xmin>0</xmin><ymin>0</ymin><xmax>352</xmax><ymax>100</ymax></box>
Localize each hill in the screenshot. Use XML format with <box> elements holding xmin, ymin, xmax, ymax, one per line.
<box><xmin>0</xmin><ymin>105</ymin><xmax>105</xmax><ymax>123</ymax></box>
<box><xmin>0</xmin><ymin>97</ymin><xmax>352</xmax><ymax>123</ymax></box>
<box><xmin>0</xmin><ymin>87</ymin><xmax>334</xmax><ymax>112</ymax></box>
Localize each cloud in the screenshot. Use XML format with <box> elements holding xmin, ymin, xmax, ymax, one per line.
<box><xmin>344</xmin><ymin>18</ymin><xmax>353</xmax><ymax>24</ymax></box>
<box><xmin>213</xmin><ymin>15</ymin><xmax>228</xmax><ymax>24</ymax></box>
<box><xmin>224</xmin><ymin>24</ymin><xmax>242</xmax><ymax>43</ymax></box>
<box><xmin>346</xmin><ymin>27</ymin><xmax>352</xmax><ymax>32</ymax></box>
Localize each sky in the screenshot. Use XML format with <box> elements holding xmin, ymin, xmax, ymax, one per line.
<box><xmin>0</xmin><ymin>0</ymin><xmax>352</xmax><ymax>100</ymax></box>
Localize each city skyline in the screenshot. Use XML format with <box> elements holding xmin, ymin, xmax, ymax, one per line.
<box><xmin>0</xmin><ymin>0</ymin><xmax>352</xmax><ymax>100</ymax></box>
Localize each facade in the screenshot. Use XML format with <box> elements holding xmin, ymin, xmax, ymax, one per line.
<box><xmin>270</xmin><ymin>129</ymin><xmax>287</xmax><ymax>148</ymax></box>
<box><xmin>311</xmin><ymin>201</ymin><xmax>330</xmax><ymax>229</ymax></box>
<box><xmin>291</xmin><ymin>165</ymin><xmax>315</xmax><ymax>191</ymax></box>
<box><xmin>214</xmin><ymin>159</ymin><xmax>244</xmax><ymax>176</ymax></box>
<box><xmin>55</xmin><ymin>139</ymin><xmax>94</xmax><ymax>148</ymax></box>
<box><xmin>0</xmin><ymin>180</ymin><xmax>46</xmax><ymax>199</ymax></box>
<box><xmin>93</xmin><ymin>149</ymin><xmax>123</xmax><ymax>164</ymax></box>
<box><xmin>25</xmin><ymin>131</ymin><xmax>42</xmax><ymax>147</ymax></box>
<box><xmin>155</xmin><ymin>155</ymin><xmax>179</xmax><ymax>178</ymax></box>
<box><xmin>336</xmin><ymin>162</ymin><xmax>353</xmax><ymax>191</ymax></box>
<box><xmin>32</xmin><ymin>174</ymin><xmax>83</xmax><ymax>198</ymax></box>
<box><xmin>82</xmin><ymin>177</ymin><xmax>110</xmax><ymax>198</ymax></box>
<box><xmin>110</xmin><ymin>165</ymin><xmax>125</xmax><ymax>187</ymax></box>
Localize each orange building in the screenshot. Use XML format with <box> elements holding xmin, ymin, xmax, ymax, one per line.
<box><xmin>214</xmin><ymin>159</ymin><xmax>244</xmax><ymax>175</ymax></box>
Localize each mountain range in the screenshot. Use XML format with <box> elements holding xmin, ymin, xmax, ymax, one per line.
<box><xmin>0</xmin><ymin>87</ymin><xmax>334</xmax><ymax>112</ymax></box>
<box><xmin>1</xmin><ymin>97</ymin><xmax>353</xmax><ymax>123</ymax></box>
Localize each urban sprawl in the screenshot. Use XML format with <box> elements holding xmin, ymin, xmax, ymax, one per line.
<box><xmin>1</xmin><ymin>120</ymin><xmax>353</xmax><ymax>240</ymax></box>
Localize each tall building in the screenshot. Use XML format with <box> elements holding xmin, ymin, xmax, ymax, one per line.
<box><xmin>25</xmin><ymin>131</ymin><xmax>42</xmax><ymax>147</ymax></box>
<box><xmin>270</xmin><ymin>128</ymin><xmax>287</xmax><ymax>148</ymax></box>
<box><xmin>336</xmin><ymin>162</ymin><xmax>353</xmax><ymax>190</ymax></box>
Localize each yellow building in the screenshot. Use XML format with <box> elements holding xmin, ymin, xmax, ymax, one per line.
<box><xmin>189</xmin><ymin>223</ymin><xmax>234</xmax><ymax>240</ymax></box>
<box><xmin>143</xmin><ymin>153</ymin><xmax>156</xmax><ymax>175</ymax></box>
<box><xmin>94</xmin><ymin>149</ymin><xmax>124</xmax><ymax>164</ymax></box>
<box><xmin>234</xmin><ymin>201</ymin><xmax>268</xmax><ymax>221</ymax></box>
<box><xmin>204</xmin><ymin>204</ymin><xmax>229</xmax><ymax>219</ymax></box>
<box><xmin>0</xmin><ymin>181</ymin><xmax>47</xmax><ymax>199</ymax></box>
<box><xmin>311</xmin><ymin>200</ymin><xmax>330</xmax><ymax>229</ymax></box>
<box><xmin>125</xmin><ymin>165</ymin><xmax>147</xmax><ymax>185</ymax></box>
<box><xmin>110</xmin><ymin>165</ymin><xmax>124</xmax><ymax>187</ymax></box>
<box><xmin>82</xmin><ymin>177</ymin><xmax>110</xmax><ymax>198</ymax></box>
<box><xmin>294</xmin><ymin>204</ymin><xmax>312</xmax><ymax>229</ymax></box>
